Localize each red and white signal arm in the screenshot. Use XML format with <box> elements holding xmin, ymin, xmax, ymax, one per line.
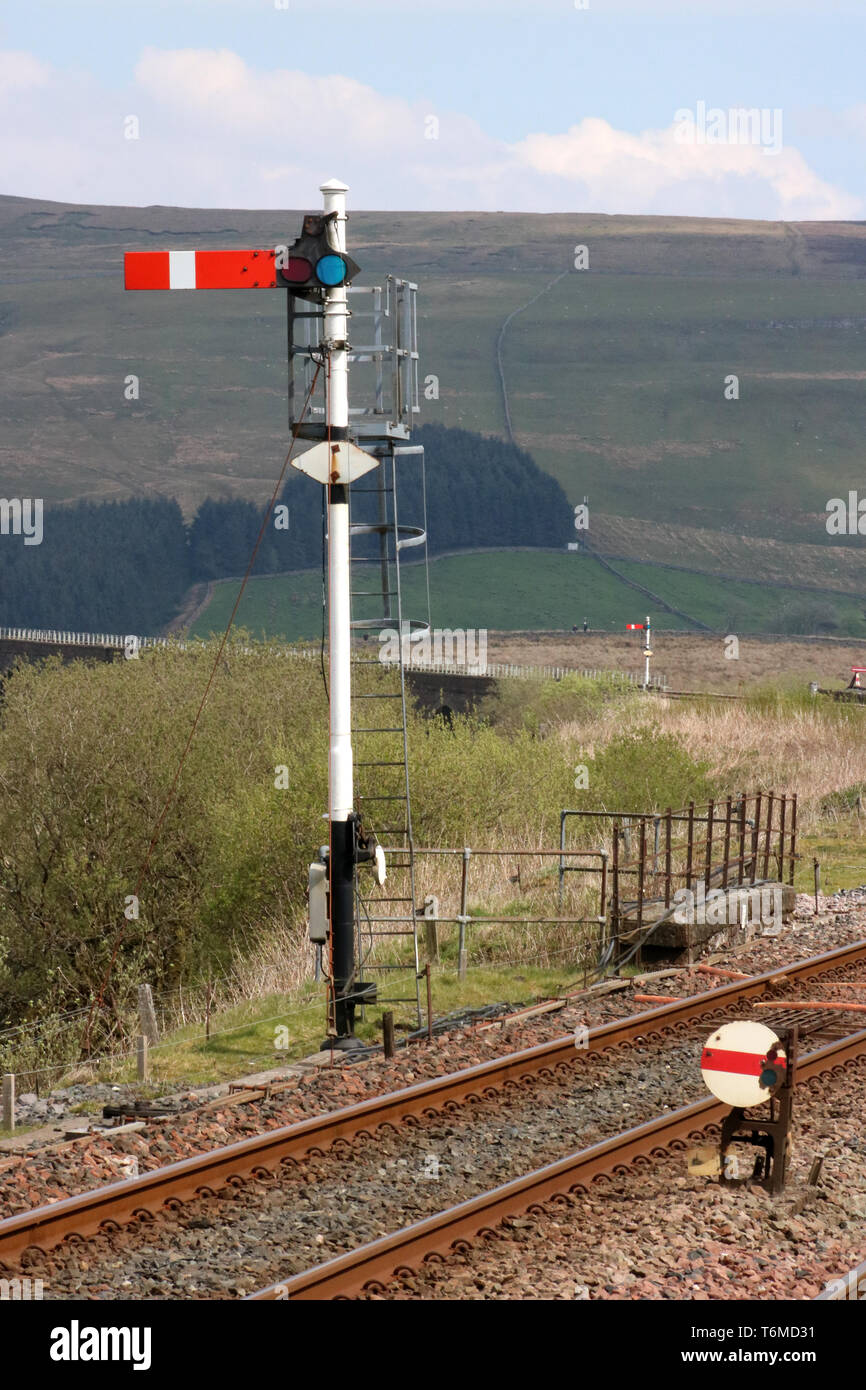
<box><xmin>125</xmin><ymin>249</ymin><xmax>282</xmax><ymax>291</ymax></box>
<box><xmin>626</xmin><ymin>623</ymin><xmax>644</xmax><ymax>630</ymax></box>
<box><xmin>701</xmin><ymin>1021</ymin><xmax>786</xmax><ymax>1107</ymax></box>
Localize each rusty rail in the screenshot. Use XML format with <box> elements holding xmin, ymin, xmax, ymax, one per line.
<box><xmin>250</xmin><ymin>1024</ymin><xmax>866</xmax><ymax>1300</ymax></box>
<box><xmin>0</xmin><ymin>938</ymin><xmax>863</xmax><ymax>1266</ymax></box>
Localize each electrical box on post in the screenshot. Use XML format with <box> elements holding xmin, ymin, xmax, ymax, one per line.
<box><xmin>308</xmin><ymin>860</ymin><xmax>329</xmax><ymax>943</ymax></box>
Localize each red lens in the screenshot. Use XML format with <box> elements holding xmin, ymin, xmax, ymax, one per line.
<box><xmin>278</xmin><ymin>257</ymin><xmax>313</xmax><ymax>284</ymax></box>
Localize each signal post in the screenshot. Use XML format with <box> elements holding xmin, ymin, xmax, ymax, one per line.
<box><xmin>124</xmin><ymin>178</ymin><xmax>380</xmax><ymax>1049</ymax></box>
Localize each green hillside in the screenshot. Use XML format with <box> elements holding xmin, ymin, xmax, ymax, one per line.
<box><xmin>4</xmin><ymin>195</ymin><xmax>866</xmax><ymax>618</ymax></box>
<box><xmin>189</xmin><ymin>550</ymin><xmax>866</xmax><ymax>644</ymax></box>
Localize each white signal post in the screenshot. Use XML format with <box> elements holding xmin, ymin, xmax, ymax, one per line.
<box><xmin>322</xmin><ymin>179</ymin><xmax>353</xmax><ymax>826</ymax></box>
<box><xmin>643</xmin><ymin>614</ymin><xmax>652</xmax><ymax>689</ymax></box>
<box><xmin>311</xmin><ymin>179</ymin><xmax>381</xmax><ymax>1047</ymax></box>
<box><xmin>323</xmin><ymin>180</ymin><xmax>359</xmax><ymax>1046</ymax></box>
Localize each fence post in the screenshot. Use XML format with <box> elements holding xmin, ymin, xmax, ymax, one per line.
<box><xmin>664</xmin><ymin>808</ymin><xmax>672</xmax><ymax>908</ymax></box>
<box><xmin>763</xmin><ymin>791</ymin><xmax>774</xmax><ymax>879</ymax></box>
<box><xmin>622</xmin><ymin>816</ymin><xmax>632</xmax><ymax>861</ymax></box>
<box><xmin>136</xmin><ymin>1035</ymin><xmax>149</xmax><ymax>1082</ymax></box>
<box><xmin>704</xmin><ymin>798</ymin><xmax>714</xmax><ymax>889</ymax></box>
<box><xmin>723</xmin><ymin>796</ymin><xmax>732</xmax><ymax>887</ymax></box>
<box><xmin>686</xmin><ymin>802</ymin><xmax>695</xmax><ymax>888</ymax></box>
<box><xmin>777</xmin><ymin>794</ymin><xmax>787</xmax><ymax>883</ymax></box>
<box><xmin>636</xmin><ymin>818</ymin><xmax>646</xmax><ymax>969</ymax></box>
<box><xmin>789</xmin><ymin>795</ymin><xmax>797</xmax><ymax>887</ymax></box>
<box><xmin>137</xmin><ymin>983</ymin><xmax>159</xmax><ymax>1045</ymax></box>
<box><xmin>599</xmin><ymin>850</ymin><xmax>608</xmax><ymax>926</ymax></box>
<box><xmin>423</xmin><ymin>896</ymin><xmax>439</xmax><ymax>964</ymax></box>
<box><xmin>559</xmin><ymin>811</ymin><xmax>567</xmax><ymax>911</ymax></box>
<box><xmin>458</xmin><ymin>847</ymin><xmax>471</xmax><ymax>980</ymax></box>
<box><xmin>737</xmin><ymin>792</ymin><xmax>747</xmax><ymax>884</ymax></box>
<box><xmin>1</xmin><ymin>1074</ymin><xmax>14</xmax><ymax>1132</ymax></box>
<box><xmin>425</xmin><ymin>964</ymin><xmax>433</xmax><ymax>1041</ymax></box>
<box><xmin>611</xmin><ymin>824</ymin><xmax>620</xmax><ymax>969</ymax></box>
<box><xmin>751</xmin><ymin>792</ymin><xmax>762</xmax><ymax>885</ymax></box>
<box><xmin>382</xmin><ymin>1011</ymin><xmax>395</xmax><ymax>1059</ymax></box>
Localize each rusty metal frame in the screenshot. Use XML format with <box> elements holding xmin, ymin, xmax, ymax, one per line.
<box><xmin>559</xmin><ymin>793</ymin><xmax>798</xmax><ymax>955</ymax></box>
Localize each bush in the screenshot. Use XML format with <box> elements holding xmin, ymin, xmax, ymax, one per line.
<box><xmin>579</xmin><ymin>724</ymin><xmax>716</xmax><ymax>813</ymax></box>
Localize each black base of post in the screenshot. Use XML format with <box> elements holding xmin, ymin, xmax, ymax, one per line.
<box><xmin>329</xmin><ymin>815</ymin><xmax>358</xmax><ymax>1045</ymax></box>
<box><xmin>320</xmin><ymin>1034</ymin><xmax>368</xmax><ymax>1053</ymax></box>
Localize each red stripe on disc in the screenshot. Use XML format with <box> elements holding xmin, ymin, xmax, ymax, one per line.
<box><xmin>701</xmin><ymin>1047</ymin><xmax>786</xmax><ymax>1076</ymax></box>
<box><xmin>124</xmin><ymin>252</ymin><xmax>170</xmax><ymax>290</ymax></box>
<box><xmin>194</xmin><ymin>249</ymin><xmax>277</xmax><ymax>289</ymax></box>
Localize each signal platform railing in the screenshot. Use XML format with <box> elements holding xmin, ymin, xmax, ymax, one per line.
<box><xmin>384</xmin><ymin>793</ymin><xmax>797</xmax><ymax>988</ymax></box>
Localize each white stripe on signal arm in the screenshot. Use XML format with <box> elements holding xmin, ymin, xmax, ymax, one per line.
<box><xmin>168</xmin><ymin>251</ymin><xmax>196</xmax><ymax>290</ymax></box>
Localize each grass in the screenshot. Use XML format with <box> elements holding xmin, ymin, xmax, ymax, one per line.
<box><xmin>72</xmin><ymin>963</ymin><xmax>584</xmax><ymax>1092</ymax></box>
<box><xmin>188</xmin><ymin>550</ymin><xmax>866</xmax><ymax>643</ymax></box>
<box><xmin>797</xmin><ymin>820</ymin><xmax>866</xmax><ymax>896</ymax></box>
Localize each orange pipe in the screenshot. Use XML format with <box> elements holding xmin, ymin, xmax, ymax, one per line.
<box><xmin>696</xmin><ymin>964</ymin><xmax>752</xmax><ymax>980</ymax></box>
<box><xmin>634</xmin><ymin>993</ymin><xmax>684</xmax><ymax>1004</ymax></box>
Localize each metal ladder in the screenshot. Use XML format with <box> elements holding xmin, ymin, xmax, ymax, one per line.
<box><xmin>349</xmin><ymin>442</ymin><xmax>428</xmax><ymax>1028</ymax></box>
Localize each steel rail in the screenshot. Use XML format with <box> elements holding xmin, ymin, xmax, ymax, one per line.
<box><xmin>0</xmin><ymin>938</ymin><xmax>863</xmax><ymax>1266</ymax></box>
<box><xmin>250</xmin><ymin>1025</ymin><xmax>866</xmax><ymax>1300</ymax></box>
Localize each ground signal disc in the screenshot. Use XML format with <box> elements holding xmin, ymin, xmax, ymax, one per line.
<box><xmin>701</xmin><ymin>1020</ymin><xmax>785</xmax><ymax>1107</ymax></box>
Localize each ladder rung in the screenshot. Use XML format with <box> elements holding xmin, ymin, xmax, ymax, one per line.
<box><xmin>360</xmin><ymin>897</ymin><xmax>414</xmax><ymax>904</ymax></box>
<box><xmin>355</xmin><ymin>693</ymin><xmax>403</xmax><ymax>699</ymax></box>
<box><xmin>356</xmin><ymin>760</ymin><xmax>405</xmax><ymax>768</ymax></box>
<box><xmin>357</xmin><ymin>795</ymin><xmax>405</xmax><ymax>802</ymax></box>
<box><xmin>353</xmin><ymin>727</ymin><xmax>404</xmax><ymax>734</ymax></box>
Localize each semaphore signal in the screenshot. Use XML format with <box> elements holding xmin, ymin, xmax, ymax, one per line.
<box><xmin>123</xmin><ymin>179</ymin><xmax>399</xmax><ymax>1050</ymax></box>
<box><xmin>627</xmin><ymin>615</ymin><xmax>653</xmax><ymax>688</ymax></box>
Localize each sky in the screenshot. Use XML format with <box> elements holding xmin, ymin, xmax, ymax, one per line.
<box><xmin>2</xmin><ymin>0</ymin><xmax>866</xmax><ymax>219</ymax></box>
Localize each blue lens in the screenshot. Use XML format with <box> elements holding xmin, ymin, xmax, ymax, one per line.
<box><xmin>315</xmin><ymin>254</ymin><xmax>347</xmax><ymax>286</ymax></box>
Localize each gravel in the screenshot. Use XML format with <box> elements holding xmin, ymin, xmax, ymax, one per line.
<box><xmin>363</xmin><ymin>1059</ymin><xmax>866</xmax><ymax>1301</ymax></box>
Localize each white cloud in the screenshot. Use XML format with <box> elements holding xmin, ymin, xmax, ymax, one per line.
<box><xmin>0</xmin><ymin>49</ymin><xmax>52</xmax><ymax>90</ymax></box>
<box><xmin>0</xmin><ymin>45</ymin><xmax>861</xmax><ymax>220</ymax></box>
<box><xmin>514</xmin><ymin>117</ymin><xmax>861</xmax><ymax>220</ymax></box>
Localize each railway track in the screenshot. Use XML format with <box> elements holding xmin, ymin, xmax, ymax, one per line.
<box><xmin>1</xmin><ymin>938</ymin><xmax>864</xmax><ymax>1283</ymax></box>
<box><xmin>249</xmin><ymin>1025</ymin><xmax>866</xmax><ymax>1300</ymax></box>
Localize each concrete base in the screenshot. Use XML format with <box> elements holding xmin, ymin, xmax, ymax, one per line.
<box><xmin>620</xmin><ymin>881</ymin><xmax>795</xmax><ymax>950</ymax></box>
